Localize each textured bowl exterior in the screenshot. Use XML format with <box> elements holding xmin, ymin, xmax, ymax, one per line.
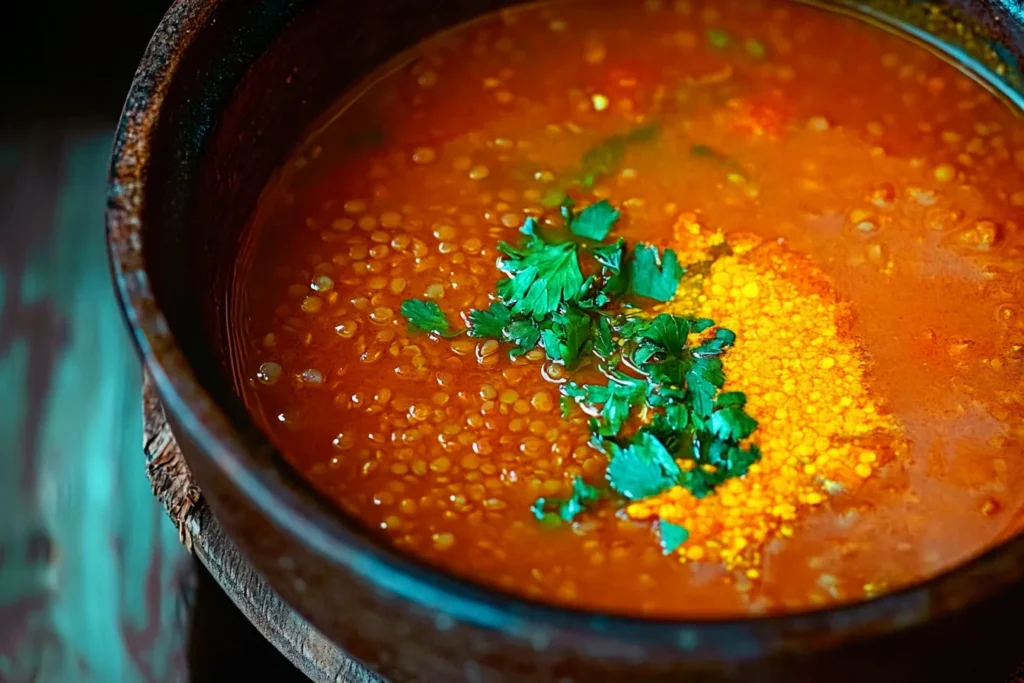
<box><xmin>107</xmin><ymin>1</ymin><xmax>1024</xmax><ymax>681</ymax></box>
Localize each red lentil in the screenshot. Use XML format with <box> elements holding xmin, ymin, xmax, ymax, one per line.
<box><xmin>231</xmin><ymin>0</ymin><xmax>1024</xmax><ymax>617</ymax></box>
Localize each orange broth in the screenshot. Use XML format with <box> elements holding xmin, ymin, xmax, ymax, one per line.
<box><xmin>230</xmin><ymin>0</ymin><xmax>1024</xmax><ymax>616</ymax></box>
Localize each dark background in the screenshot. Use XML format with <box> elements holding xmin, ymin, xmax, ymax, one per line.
<box><xmin>1</xmin><ymin>1</ymin><xmax>170</xmax><ymax>127</ymax></box>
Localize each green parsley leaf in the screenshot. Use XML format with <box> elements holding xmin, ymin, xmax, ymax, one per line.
<box><xmin>560</xmin><ymin>395</ymin><xmax>574</xmax><ymax>418</ymax></box>
<box><xmin>497</xmin><ymin>221</ymin><xmax>584</xmax><ymax>319</ymax></box>
<box><xmin>710</xmin><ymin>400</ymin><xmax>759</xmax><ymax>442</ymax></box>
<box><xmin>400</xmin><ymin>299</ymin><xmax>460</xmax><ymax>337</ymax></box>
<box><xmin>606</xmin><ymin>431</ymin><xmax>681</xmax><ymax>500</ymax></box>
<box><xmin>626</xmin><ymin>122</ymin><xmax>661</xmax><ymax>143</ymax></box>
<box><xmin>468</xmin><ymin>302</ymin><xmax>511</xmax><ymax>338</ymax></box>
<box><xmin>560</xmin><ymin>477</ymin><xmax>602</xmax><ymax>521</ymax></box>
<box><xmin>692</xmin><ymin>318</ymin><xmax>716</xmax><ymax>333</ymax></box>
<box><xmin>715</xmin><ymin>391</ymin><xmax>748</xmax><ymax>408</ymax></box>
<box><xmin>648</xmin><ymin>357</ymin><xmax>690</xmax><ymax>388</ymax></box>
<box><xmin>541</xmin><ymin>187</ymin><xmax>569</xmax><ymax>209</ymax></box>
<box><xmin>564</xmin><ymin>375</ymin><xmax>647</xmax><ymax>437</ymax></box>
<box><xmin>593</xmin><ymin>315</ymin><xmax>617</xmax><ymax>359</ymax></box>
<box><xmin>592</xmin><ymin>237</ymin><xmax>628</xmax><ymax>300</ymax></box>
<box><xmin>660</xmin><ymin>520</ymin><xmax>690</xmax><ymax>555</ymax></box>
<box><xmin>540</xmin><ymin>306</ymin><xmax>592</xmax><ymax>368</ymax></box>
<box><xmin>629</xmin><ymin>244</ymin><xmax>686</xmax><ymax>302</ymax></box>
<box><xmin>682</xmin><ymin>438</ymin><xmax>761</xmax><ymax>498</ymax></box>
<box><xmin>694</xmin><ymin>327</ymin><xmax>737</xmax><ymax>357</ymax></box>
<box><xmin>745</xmin><ymin>38</ymin><xmax>767</xmax><ymax>59</ymax></box>
<box><xmin>686</xmin><ymin>357</ymin><xmax>725</xmax><ymax>423</ymax></box>
<box><xmin>690</xmin><ymin>144</ymin><xmax>721</xmax><ymax>159</ymax></box>
<box><xmin>580</xmin><ymin>138</ymin><xmax>627</xmax><ymax>189</ymax></box>
<box><xmin>578</xmin><ymin>123</ymin><xmax>661</xmax><ymax>188</ymax></box>
<box><xmin>569</xmin><ymin>200</ymin><xmax>620</xmax><ymax>241</ymax></box>
<box><xmin>640</xmin><ymin>314</ymin><xmax>692</xmax><ymax>353</ymax></box>
<box><xmin>531</xmin><ymin>476</ymin><xmax>602</xmax><ymax>523</ymax></box>
<box><xmin>506</xmin><ymin>319</ymin><xmax>542</xmax><ymax>357</ymax></box>
<box><xmin>707</xmin><ymin>28</ymin><xmax>731</xmax><ymax>49</ymax></box>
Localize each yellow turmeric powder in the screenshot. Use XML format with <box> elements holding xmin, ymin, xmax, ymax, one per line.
<box><xmin>626</xmin><ymin>220</ymin><xmax>903</xmax><ymax>574</ymax></box>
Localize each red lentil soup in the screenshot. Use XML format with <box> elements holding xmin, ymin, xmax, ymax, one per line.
<box><xmin>230</xmin><ymin>0</ymin><xmax>1024</xmax><ymax>617</ymax></box>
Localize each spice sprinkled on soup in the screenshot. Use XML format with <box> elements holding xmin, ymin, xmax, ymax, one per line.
<box><xmin>231</xmin><ymin>0</ymin><xmax>1024</xmax><ymax>616</ymax></box>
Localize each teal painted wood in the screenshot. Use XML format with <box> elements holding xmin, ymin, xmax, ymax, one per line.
<box><xmin>0</xmin><ymin>130</ymin><xmax>191</xmax><ymax>683</ymax></box>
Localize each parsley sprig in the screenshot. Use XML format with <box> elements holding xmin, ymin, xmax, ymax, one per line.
<box><xmin>400</xmin><ymin>199</ymin><xmax>760</xmax><ymax>548</ymax></box>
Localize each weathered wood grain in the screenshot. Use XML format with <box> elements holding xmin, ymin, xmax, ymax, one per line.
<box><xmin>143</xmin><ymin>375</ymin><xmax>382</xmax><ymax>683</ymax></box>
<box><xmin>0</xmin><ymin>130</ymin><xmax>191</xmax><ymax>683</ymax></box>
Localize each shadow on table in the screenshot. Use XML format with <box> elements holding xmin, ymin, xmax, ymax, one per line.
<box><xmin>187</xmin><ymin>558</ymin><xmax>305</xmax><ymax>682</ymax></box>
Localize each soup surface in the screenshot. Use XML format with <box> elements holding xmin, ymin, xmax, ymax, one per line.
<box><xmin>231</xmin><ymin>0</ymin><xmax>1024</xmax><ymax>616</ymax></box>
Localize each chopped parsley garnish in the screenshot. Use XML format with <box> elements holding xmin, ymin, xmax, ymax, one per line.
<box><xmin>406</xmin><ymin>197</ymin><xmax>760</xmax><ymax>553</ymax></box>
<box><xmin>705</xmin><ymin>28</ymin><xmax>768</xmax><ymax>59</ymax></box>
<box><xmin>539</xmin><ymin>307</ymin><xmax>592</xmax><ymax>369</ymax></box>
<box><xmin>531</xmin><ymin>476</ymin><xmax>602</xmax><ymax>524</ymax></box>
<box><xmin>541</xmin><ymin>122</ymin><xmax>662</xmax><ymax>207</ymax></box>
<box><xmin>579</xmin><ymin>122</ymin><xmax>661</xmax><ymax>189</ymax></box>
<box><xmin>400</xmin><ymin>299</ymin><xmax>460</xmax><ymax>337</ymax></box>
<box><xmin>706</xmin><ymin>28</ymin><xmax>731</xmax><ymax>49</ymax></box>
<box><xmin>497</xmin><ymin>218</ymin><xmax>584</xmax><ymax>319</ymax></box>
<box><xmin>564</xmin><ymin>375</ymin><xmax>648</xmax><ymax>438</ymax></box>
<box><xmin>629</xmin><ymin>243</ymin><xmax>686</xmax><ymax>301</ymax></box>
<box><xmin>710</xmin><ymin>392</ymin><xmax>759</xmax><ymax>442</ymax></box>
<box><xmin>660</xmin><ymin>520</ymin><xmax>690</xmax><ymax>555</ymax></box>
<box><xmin>566</xmin><ymin>199</ymin><xmax>620</xmax><ymax>241</ymax></box>
<box><xmin>606</xmin><ymin>432</ymin><xmax>682</xmax><ymax>500</ymax></box>
<box><xmin>745</xmin><ymin>38</ymin><xmax>767</xmax><ymax>60</ymax></box>
<box><xmin>467</xmin><ymin>302</ymin><xmax>512</xmax><ymax>338</ymax></box>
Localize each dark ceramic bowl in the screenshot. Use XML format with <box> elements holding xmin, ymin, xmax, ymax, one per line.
<box><xmin>108</xmin><ymin>1</ymin><xmax>1024</xmax><ymax>681</ymax></box>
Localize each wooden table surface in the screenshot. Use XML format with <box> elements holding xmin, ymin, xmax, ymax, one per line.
<box><xmin>0</xmin><ymin>127</ymin><xmax>361</xmax><ymax>683</ymax></box>
<box><xmin>143</xmin><ymin>377</ymin><xmax>379</xmax><ymax>683</ymax></box>
<box><xmin>4</xmin><ymin>103</ymin><xmax>1024</xmax><ymax>683</ymax></box>
<box><xmin>0</xmin><ymin>129</ymin><xmax>191</xmax><ymax>683</ymax></box>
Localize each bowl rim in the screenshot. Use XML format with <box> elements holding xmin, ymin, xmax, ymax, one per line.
<box><xmin>106</xmin><ymin>0</ymin><xmax>1024</xmax><ymax>654</ymax></box>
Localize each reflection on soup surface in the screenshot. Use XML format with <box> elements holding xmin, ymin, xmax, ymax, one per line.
<box><xmin>231</xmin><ymin>0</ymin><xmax>1024</xmax><ymax>616</ymax></box>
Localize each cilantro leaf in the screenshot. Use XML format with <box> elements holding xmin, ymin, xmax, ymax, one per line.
<box><xmin>715</xmin><ymin>391</ymin><xmax>748</xmax><ymax>408</ymax></box>
<box><xmin>629</xmin><ymin>244</ymin><xmax>686</xmax><ymax>302</ymax></box>
<box><xmin>542</xmin><ymin>187</ymin><xmax>569</xmax><ymax>209</ymax></box>
<box><xmin>506</xmin><ymin>319</ymin><xmax>542</xmax><ymax>357</ymax></box>
<box><xmin>541</xmin><ymin>306</ymin><xmax>592</xmax><ymax>368</ymax></box>
<box><xmin>592</xmin><ymin>237</ymin><xmax>628</xmax><ymax>299</ymax></box>
<box><xmin>660</xmin><ymin>403</ymin><xmax>691</xmax><ymax>433</ymax></box>
<box><xmin>497</xmin><ymin>226</ymin><xmax>584</xmax><ymax>319</ymax></box>
<box><xmin>531</xmin><ymin>476</ymin><xmax>602</xmax><ymax>523</ymax></box>
<box><xmin>560</xmin><ymin>477</ymin><xmax>602</xmax><ymax>521</ymax></box>
<box><xmin>745</xmin><ymin>38</ymin><xmax>767</xmax><ymax>59</ymax></box>
<box><xmin>563</xmin><ymin>376</ymin><xmax>647</xmax><ymax>437</ymax></box>
<box><xmin>707</xmin><ymin>28</ymin><xmax>731</xmax><ymax>48</ymax></box>
<box><xmin>710</xmin><ymin>399</ymin><xmax>759</xmax><ymax>442</ymax></box>
<box><xmin>691</xmin><ymin>144</ymin><xmax>721</xmax><ymax>159</ymax></box>
<box><xmin>569</xmin><ymin>200</ymin><xmax>620</xmax><ymax>241</ymax></box>
<box><xmin>660</xmin><ymin>520</ymin><xmax>690</xmax><ymax>555</ymax></box>
<box><xmin>578</xmin><ymin>123</ymin><xmax>661</xmax><ymax>189</ymax></box>
<box><xmin>593</xmin><ymin>315</ymin><xmax>617</xmax><ymax>359</ymax></box>
<box><xmin>580</xmin><ymin>137</ymin><xmax>627</xmax><ymax>189</ymax></box>
<box><xmin>400</xmin><ymin>299</ymin><xmax>460</xmax><ymax>337</ymax></box>
<box><xmin>626</xmin><ymin>122</ymin><xmax>661</xmax><ymax>143</ymax></box>
<box><xmin>560</xmin><ymin>395</ymin><xmax>573</xmax><ymax>418</ymax></box>
<box><xmin>686</xmin><ymin>357</ymin><xmax>724</xmax><ymax>424</ymax></box>
<box><xmin>694</xmin><ymin>327</ymin><xmax>737</xmax><ymax>357</ymax></box>
<box><xmin>640</xmin><ymin>314</ymin><xmax>692</xmax><ymax>353</ymax></box>
<box><xmin>606</xmin><ymin>431</ymin><xmax>682</xmax><ymax>500</ymax></box>
<box><xmin>468</xmin><ymin>302</ymin><xmax>511</xmax><ymax>338</ymax></box>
